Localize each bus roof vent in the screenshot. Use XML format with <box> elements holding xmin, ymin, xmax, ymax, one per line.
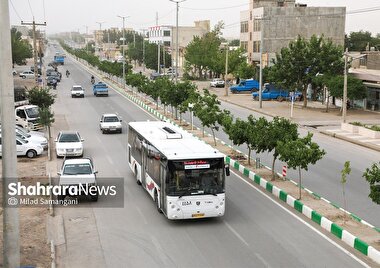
<box><xmin>162</xmin><ymin>126</ymin><xmax>182</xmax><ymax>139</ymax></box>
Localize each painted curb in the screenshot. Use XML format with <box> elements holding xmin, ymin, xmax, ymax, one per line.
<box><xmin>65</xmin><ymin>50</ymin><xmax>380</xmax><ymax>265</ymax></box>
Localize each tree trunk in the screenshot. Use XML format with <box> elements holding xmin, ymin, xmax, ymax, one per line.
<box><xmin>343</xmin><ymin>183</ymin><xmax>347</xmax><ymax>223</ymax></box>
<box><xmin>179</xmin><ymin>113</ymin><xmax>182</xmax><ymax>124</ymax></box>
<box><xmin>156</xmin><ymin>99</ymin><xmax>159</xmax><ymax>110</ymax></box>
<box><xmin>248</xmin><ymin>147</ymin><xmax>251</xmax><ymax>166</ymax></box>
<box><xmin>271</xmin><ymin>155</ymin><xmax>277</xmax><ymax>181</ymax></box>
<box><xmin>302</xmin><ymin>87</ymin><xmax>308</xmax><ymax>108</ymax></box>
<box><xmin>175</xmin><ymin>108</ymin><xmax>178</xmax><ymax>120</ymax></box>
<box><xmin>202</xmin><ymin>125</ymin><xmax>205</xmax><ymax>137</ymax></box>
<box><xmin>164</xmin><ymin>105</ymin><xmax>166</xmax><ymax>115</ymax></box>
<box><xmin>211</xmin><ymin>128</ymin><xmax>217</xmax><ymax>146</ymax></box>
<box><xmin>298</xmin><ymin>167</ymin><xmax>302</xmax><ymax>200</ymax></box>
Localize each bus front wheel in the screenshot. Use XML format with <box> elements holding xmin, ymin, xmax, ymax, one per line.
<box><xmin>155</xmin><ymin>191</ymin><xmax>162</xmax><ymax>213</ymax></box>
<box><xmin>135</xmin><ymin>167</ymin><xmax>141</xmax><ymax>185</ymax></box>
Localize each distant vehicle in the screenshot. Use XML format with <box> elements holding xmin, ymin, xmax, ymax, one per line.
<box><xmin>71</xmin><ymin>85</ymin><xmax>85</xmax><ymax>98</ymax></box>
<box><xmin>14</xmin><ymin>86</ymin><xmax>28</xmax><ymax>107</ymax></box>
<box><xmin>15</xmin><ymin>105</ymin><xmax>43</xmax><ymax>131</ymax></box>
<box><xmin>150</xmin><ymin>72</ymin><xmax>161</xmax><ymax>80</ymax></box>
<box><xmin>0</xmin><ymin>135</ymin><xmax>43</xmax><ymax>158</ymax></box>
<box><xmin>57</xmin><ymin>158</ymin><xmax>98</xmax><ymax>202</ymax></box>
<box><xmin>127</xmin><ymin>121</ymin><xmax>230</xmax><ymax>220</ymax></box>
<box><xmin>230</xmin><ymin>79</ymin><xmax>260</xmax><ymax>93</ymax></box>
<box><xmin>46</xmin><ymin>76</ymin><xmax>58</xmax><ymax>87</ymax></box>
<box><xmin>0</xmin><ymin>126</ymin><xmax>47</xmax><ymax>149</ymax></box>
<box><xmin>99</xmin><ymin>114</ymin><xmax>122</xmax><ymax>134</ymax></box>
<box><xmin>252</xmin><ymin>83</ymin><xmax>302</xmax><ymax>101</ymax></box>
<box><xmin>93</xmin><ymin>82</ymin><xmax>108</xmax><ymax>97</ymax></box>
<box><xmin>47</xmin><ymin>71</ymin><xmax>61</xmax><ymax>82</ymax></box>
<box><xmin>210</xmin><ymin>78</ymin><xmax>225</xmax><ymax>88</ymax></box>
<box><xmin>30</xmin><ymin>65</ymin><xmax>42</xmax><ymax>75</ymax></box>
<box><xmin>19</xmin><ymin>70</ymin><xmax>38</xmax><ymax>79</ymax></box>
<box><xmin>55</xmin><ymin>131</ymin><xmax>84</xmax><ymax>157</ymax></box>
<box><xmin>54</xmin><ymin>55</ymin><xmax>65</xmax><ymax>65</ymax></box>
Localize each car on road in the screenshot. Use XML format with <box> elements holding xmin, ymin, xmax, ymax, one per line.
<box><xmin>19</xmin><ymin>70</ymin><xmax>39</xmax><ymax>79</ymax></box>
<box><xmin>0</xmin><ymin>135</ymin><xmax>43</xmax><ymax>158</ymax></box>
<box><xmin>46</xmin><ymin>76</ymin><xmax>58</xmax><ymax>87</ymax></box>
<box><xmin>99</xmin><ymin>114</ymin><xmax>122</xmax><ymax>134</ymax></box>
<box><xmin>57</xmin><ymin>158</ymin><xmax>98</xmax><ymax>201</ymax></box>
<box><xmin>252</xmin><ymin>83</ymin><xmax>302</xmax><ymax>101</ymax></box>
<box><xmin>47</xmin><ymin>71</ymin><xmax>61</xmax><ymax>82</ymax></box>
<box><xmin>71</xmin><ymin>85</ymin><xmax>85</xmax><ymax>98</ymax></box>
<box><xmin>210</xmin><ymin>78</ymin><xmax>225</xmax><ymax>88</ymax></box>
<box><xmin>55</xmin><ymin>131</ymin><xmax>84</xmax><ymax>157</ymax></box>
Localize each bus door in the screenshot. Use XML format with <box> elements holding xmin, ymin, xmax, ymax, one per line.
<box><xmin>141</xmin><ymin>145</ymin><xmax>147</xmax><ymax>188</ymax></box>
<box><xmin>160</xmin><ymin>164</ymin><xmax>167</xmax><ymax>213</ymax></box>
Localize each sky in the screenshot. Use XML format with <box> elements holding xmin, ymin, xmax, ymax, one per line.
<box><xmin>8</xmin><ymin>0</ymin><xmax>380</xmax><ymax>38</ymax></box>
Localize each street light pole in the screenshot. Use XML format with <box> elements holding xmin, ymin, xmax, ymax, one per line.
<box><xmin>259</xmin><ymin>17</ymin><xmax>264</xmax><ymax>109</ymax></box>
<box><xmin>169</xmin><ymin>0</ymin><xmax>186</xmax><ymax>83</ymax></box>
<box><xmin>342</xmin><ymin>48</ymin><xmax>348</xmax><ymax>123</ymax></box>
<box><xmin>224</xmin><ymin>44</ymin><xmax>229</xmax><ymax>96</ymax></box>
<box><xmin>118</xmin><ymin>15</ymin><xmax>129</xmax><ymax>89</ymax></box>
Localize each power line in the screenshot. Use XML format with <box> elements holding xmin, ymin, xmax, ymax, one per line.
<box><xmin>347</xmin><ymin>6</ymin><xmax>380</xmax><ymax>14</ymax></box>
<box><xmin>130</xmin><ymin>9</ymin><xmax>175</xmax><ymax>27</ymax></box>
<box><xmin>9</xmin><ymin>0</ymin><xmax>23</xmax><ymax>21</ymax></box>
<box><xmin>27</xmin><ymin>0</ymin><xmax>34</xmax><ymax>18</ymax></box>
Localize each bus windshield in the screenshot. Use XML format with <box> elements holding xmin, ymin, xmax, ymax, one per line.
<box><xmin>167</xmin><ymin>159</ymin><xmax>225</xmax><ymax>196</ymax></box>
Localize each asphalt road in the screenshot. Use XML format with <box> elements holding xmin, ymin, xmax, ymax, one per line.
<box><xmin>176</xmin><ymin>97</ymin><xmax>380</xmax><ymax>227</ymax></box>
<box><xmin>46</xmin><ymin>45</ymin><xmax>371</xmax><ymax>267</ymax></box>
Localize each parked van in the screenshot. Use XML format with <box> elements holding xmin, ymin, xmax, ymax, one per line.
<box><xmin>230</xmin><ymin>79</ymin><xmax>260</xmax><ymax>93</ymax></box>
<box><xmin>15</xmin><ymin>105</ymin><xmax>43</xmax><ymax>130</ymax></box>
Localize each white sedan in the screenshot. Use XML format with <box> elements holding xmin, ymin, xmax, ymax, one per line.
<box><xmin>99</xmin><ymin>114</ymin><xmax>122</xmax><ymax>134</ymax></box>
<box><xmin>0</xmin><ymin>136</ymin><xmax>43</xmax><ymax>158</ymax></box>
<box><xmin>19</xmin><ymin>70</ymin><xmax>39</xmax><ymax>79</ymax></box>
<box><xmin>55</xmin><ymin>131</ymin><xmax>84</xmax><ymax>157</ymax></box>
<box><xmin>71</xmin><ymin>85</ymin><xmax>85</xmax><ymax>98</ymax></box>
<box><xmin>210</xmin><ymin>78</ymin><xmax>225</xmax><ymax>88</ymax></box>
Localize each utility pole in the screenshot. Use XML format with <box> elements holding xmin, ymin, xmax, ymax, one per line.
<box><xmin>259</xmin><ymin>17</ymin><xmax>264</xmax><ymax>109</ymax></box>
<box><xmin>1</xmin><ymin>1</ymin><xmax>20</xmax><ymax>266</ymax></box>
<box><xmin>96</xmin><ymin>21</ymin><xmax>105</xmax><ymax>58</ymax></box>
<box><xmin>169</xmin><ymin>0</ymin><xmax>186</xmax><ymax>83</ymax></box>
<box><xmin>224</xmin><ymin>44</ymin><xmax>229</xmax><ymax>96</ymax></box>
<box><xmin>156</xmin><ymin>14</ymin><xmax>160</xmax><ymax>74</ymax></box>
<box><xmin>141</xmin><ymin>29</ymin><xmax>147</xmax><ymax>72</ymax></box>
<box><xmin>21</xmin><ymin>19</ymin><xmax>46</xmax><ymax>83</ymax></box>
<box><xmin>84</xmin><ymin>25</ymin><xmax>89</xmax><ymax>53</ymax></box>
<box><xmin>118</xmin><ymin>16</ymin><xmax>129</xmax><ymax>88</ymax></box>
<box><xmin>342</xmin><ymin>48</ymin><xmax>348</xmax><ymax>123</ymax></box>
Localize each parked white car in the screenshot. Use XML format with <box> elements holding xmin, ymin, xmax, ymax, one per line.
<box><xmin>210</xmin><ymin>78</ymin><xmax>225</xmax><ymax>88</ymax></box>
<box><xmin>55</xmin><ymin>131</ymin><xmax>84</xmax><ymax>157</ymax></box>
<box><xmin>71</xmin><ymin>85</ymin><xmax>85</xmax><ymax>98</ymax></box>
<box><xmin>15</xmin><ymin>130</ymin><xmax>48</xmax><ymax>149</ymax></box>
<box><xmin>15</xmin><ymin>124</ymin><xmax>45</xmax><ymax>137</ymax></box>
<box><xmin>58</xmin><ymin>158</ymin><xmax>98</xmax><ymax>201</ymax></box>
<box><xmin>19</xmin><ymin>70</ymin><xmax>39</xmax><ymax>79</ymax></box>
<box><xmin>0</xmin><ymin>136</ymin><xmax>43</xmax><ymax>158</ymax></box>
<box><xmin>99</xmin><ymin>114</ymin><xmax>122</xmax><ymax>134</ymax></box>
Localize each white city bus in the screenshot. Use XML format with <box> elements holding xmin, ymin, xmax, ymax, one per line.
<box><xmin>127</xmin><ymin>121</ymin><xmax>230</xmax><ymax>220</ymax></box>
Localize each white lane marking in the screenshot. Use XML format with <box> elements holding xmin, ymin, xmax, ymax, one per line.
<box><xmin>136</xmin><ymin>207</ymin><xmax>148</xmax><ymax>225</ymax></box>
<box><xmin>230</xmin><ymin>170</ymin><xmax>370</xmax><ymax>268</ymax></box>
<box><xmin>223</xmin><ymin>220</ymin><xmax>249</xmax><ymax>247</ymax></box>
<box><xmin>255</xmin><ymin>253</ymin><xmax>271</xmax><ymax>268</ymax></box>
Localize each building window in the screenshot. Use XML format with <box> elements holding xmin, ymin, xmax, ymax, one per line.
<box><xmin>164</xmin><ymin>30</ymin><xmax>170</xmax><ymax>37</ymax></box>
<box><xmin>240</xmin><ymin>21</ymin><xmax>248</xmax><ymax>33</ymax></box>
<box><xmin>164</xmin><ymin>41</ymin><xmax>171</xmax><ymax>47</ymax></box>
<box><xmin>253</xmin><ymin>19</ymin><xmax>261</xmax><ymax>32</ymax></box>
<box><xmin>240</xmin><ymin>41</ymin><xmax>248</xmax><ymax>51</ymax></box>
<box><xmin>253</xmin><ymin>41</ymin><xmax>261</xmax><ymax>53</ymax></box>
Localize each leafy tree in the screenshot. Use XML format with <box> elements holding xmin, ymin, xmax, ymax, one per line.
<box><xmin>38</xmin><ymin>107</ymin><xmax>55</xmax><ymax>139</ymax></box>
<box><xmin>346</xmin><ymin>31</ymin><xmax>374</xmax><ymax>51</ymax></box>
<box><xmin>154</xmin><ymin>77</ymin><xmax>174</xmax><ymax>114</ymax></box>
<box><xmin>27</xmin><ymin>87</ymin><xmax>55</xmax><ymax>108</ymax></box>
<box><xmin>362</xmin><ymin>162</ymin><xmax>380</xmax><ymax>205</ymax></box>
<box><xmin>323</xmin><ymin>74</ymin><xmax>367</xmax><ymax>101</ymax></box>
<box><xmin>257</xmin><ymin>117</ymin><xmax>299</xmax><ymax>180</ymax></box>
<box><xmin>269</xmin><ymin>35</ymin><xmax>344</xmax><ymax>107</ymax></box>
<box><xmin>236</xmin><ymin>62</ymin><xmax>256</xmax><ymax>80</ymax></box>
<box><xmin>341</xmin><ymin>161</ymin><xmax>351</xmax><ymax>222</ymax></box>
<box><xmin>194</xmin><ymin>89</ymin><xmax>223</xmax><ymax>145</ymax></box>
<box><xmin>176</xmin><ymin>81</ymin><xmax>198</xmax><ymax>123</ymax></box>
<box><xmin>277</xmin><ymin>133</ymin><xmax>326</xmax><ymax>199</ymax></box>
<box><xmin>11</xmin><ymin>28</ymin><xmax>33</xmax><ymax>65</ymax></box>
<box><xmin>229</xmin><ymin>39</ymin><xmax>240</xmax><ymax>46</ymax></box>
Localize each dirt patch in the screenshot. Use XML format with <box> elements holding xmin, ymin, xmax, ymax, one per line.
<box><xmin>0</xmin><ymin>154</ymin><xmax>51</xmax><ymax>267</ymax></box>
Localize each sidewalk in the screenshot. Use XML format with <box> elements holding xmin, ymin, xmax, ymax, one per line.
<box><xmin>192</xmin><ymin>81</ymin><xmax>380</xmax><ymax>151</ymax></box>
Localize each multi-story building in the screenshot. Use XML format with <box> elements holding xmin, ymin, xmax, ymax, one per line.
<box><xmin>148</xmin><ymin>20</ymin><xmax>210</xmax><ymax>72</ymax></box>
<box><xmin>240</xmin><ymin>0</ymin><xmax>346</xmax><ymax>65</ymax></box>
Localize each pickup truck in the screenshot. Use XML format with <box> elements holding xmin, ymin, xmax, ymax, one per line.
<box><xmin>230</xmin><ymin>79</ymin><xmax>260</xmax><ymax>93</ymax></box>
<box><xmin>93</xmin><ymin>82</ymin><xmax>109</xmax><ymax>97</ymax></box>
<box><xmin>54</xmin><ymin>55</ymin><xmax>65</xmax><ymax>65</ymax></box>
<box><xmin>252</xmin><ymin>84</ymin><xmax>302</xmax><ymax>101</ymax></box>
<box><xmin>15</xmin><ymin>105</ymin><xmax>43</xmax><ymax>130</ymax></box>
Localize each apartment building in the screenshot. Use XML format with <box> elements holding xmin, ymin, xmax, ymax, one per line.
<box><xmin>240</xmin><ymin>0</ymin><xmax>346</xmax><ymax>65</ymax></box>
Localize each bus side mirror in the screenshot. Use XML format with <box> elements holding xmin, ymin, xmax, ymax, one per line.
<box><xmin>225</xmin><ymin>164</ymin><xmax>230</xmax><ymax>176</ymax></box>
